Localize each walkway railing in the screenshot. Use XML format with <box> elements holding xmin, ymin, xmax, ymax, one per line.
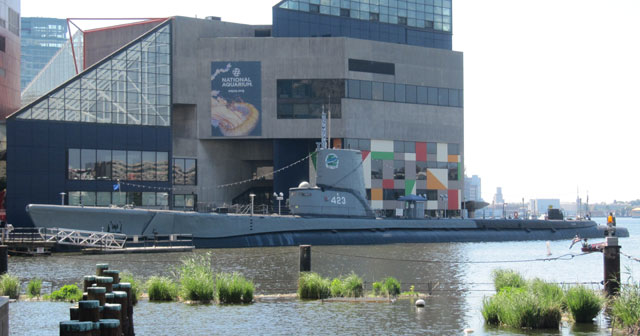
<box><xmin>38</xmin><ymin>228</ymin><xmax>127</xmax><ymax>249</ymax></box>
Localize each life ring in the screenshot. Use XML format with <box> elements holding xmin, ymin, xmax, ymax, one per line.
<box><xmin>514</xmin><ymin>212</ymin><xmax>519</xmax><ymax>219</ymax></box>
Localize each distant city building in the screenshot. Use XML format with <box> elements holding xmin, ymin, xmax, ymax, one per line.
<box><xmin>20</xmin><ymin>17</ymin><xmax>67</xmax><ymax>91</ymax></box>
<box><xmin>493</xmin><ymin>187</ymin><xmax>504</xmax><ymax>204</ymax></box>
<box><xmin>0</xmin><ymin>0</ymin><xmax>21</xmax><ymax>120</ymax></box>
<box><xmin>531</xmin><ymin>199</ymin><xmax>560</xmax><ymax>217</ymax></box>
<box><xmin>464</xmin><ymin>174</ymin><xmax>482</xmax><ymax>201</ymax></box>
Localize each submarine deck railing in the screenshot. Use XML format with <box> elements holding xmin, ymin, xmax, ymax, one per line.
<box><xmin>38</xmin><ymin>227</ymin><xmax>127</xmax><ymax>249</ymax></box>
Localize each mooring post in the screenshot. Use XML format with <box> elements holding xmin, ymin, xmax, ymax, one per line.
<box><xmin>0</xmin><ymin>245</ymin><xmax>7</xmax><ymax>275</ymax></box>
<box><xmin>604</xmin><ymin>236</ymin><xmax>620</xmax><ymax>296</ymax></box>
<box><xmin>299</xmin><ymin>245</ymin><xmax>311</xmax><ymax>272</ymax></box>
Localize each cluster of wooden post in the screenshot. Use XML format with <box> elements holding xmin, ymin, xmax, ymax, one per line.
<box><xmin>60</xmin><ymin>263</ymin><xmax>135</xmax><ymax>336</ymax></box>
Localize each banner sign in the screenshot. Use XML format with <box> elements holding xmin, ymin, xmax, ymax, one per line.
<box><xmin>210</xmin><ymin>61</ymin><xmax>261</xmax><ymax>136</ymax></box>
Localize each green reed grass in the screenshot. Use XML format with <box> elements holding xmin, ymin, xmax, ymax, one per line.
<box><xmin>215</xmin><ymin>272</ymin><xmax>254</xmax><ymax>304</ymax></box>
<box><xmin>611</xmin><ymin>282</ymin><xmax>640</xmax><ymax>332</ymax></box>
<box><xmin>0</xmin><ymin>274</ymin><xmax>20</xmax><ymax>300</ymax></box>
<box><xmin>27</xmin><ymin>278</ymin><xmax>42</xmax><ymax>299</ymax></box>
<box><xmin>565</xmin><ymin>285</ymin><xmax>603</xmax><ymax>323</ymax></box>
<box><xmin>120</xmin><ymin>272</ymin><xmax>141</xmax><ymax>305</ymax></box>
<box><xmin>328</xmin><ymin>273</ymin><xmax>364</xmax><ymax>298</ymax></box>
<box><xmin>482</xmin><ymin>287</ymin><xmax>562</xmax><ymax>329</ymax></box>
<box><xmin>298</xmin><ymin>272</ymin><xmax>331</xmax><ymax>300</ymax></box>
<box><xmin>48</xmin><ymin>284</ymin><xmax>82</xmax><ymax>302</ymax></box>
<box><xmin>146</xmin><ymin>276</ymin><xmax>178</xmax><ymax>301</ymax></box>
<box><xmin>178</xmin><ymin>253</ymin><xmax>215</xmax><ymax>302</ymax></box>
<box><xmin>492</xmin><ymin>269</ymin><xmax>526</xmax><ymax>292</ymax></box>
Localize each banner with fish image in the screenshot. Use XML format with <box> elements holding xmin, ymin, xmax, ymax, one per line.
<box><xmin>211</xmin><ymin>61</ymin><xmax>262</xmax><ymax>136</ymax></box>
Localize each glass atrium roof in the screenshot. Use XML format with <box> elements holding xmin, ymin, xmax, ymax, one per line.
<box><xmin>278</xmin><ymin>0</ymin><xmax>452</xmax><ymax>32</ymax></box>
<box><xmin>14</xmin><ymin>22</ymin><xmax>171</xmax><ymax>127</ymax></box>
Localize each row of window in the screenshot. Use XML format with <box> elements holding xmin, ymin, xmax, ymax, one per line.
<box><xmin>369</xmin><ymin>188</ymin><xmax>442</xmax><ymax>201</ymax></box>
<box><xmin>343</xmin><ymin>138</ymin><xmax>460</xmax><ymax>155</ymax></box>
<box><xmin>277</xmin><ymin>79</ymin><xmax>344</xmax><ymax>119</ymax></box>
<box><xmin>371</xmin><ymin>160</ymin><xmax>458</xmax><ymax>180</ymax></box>
<box><xmin>280</xmin><ymin>0</ymin><xmax>452</xmax><ymax>32</ymax></box>
<box><xmin>68</xmin><ymin>149</ymin><xmax>169</xmax><ymax>182</ymax></box>
<box><xmin>346</xmin><ymin>79</ymin><xmax>462</xmax><ymax>107</ymax></box>
<box><xmin>67</xmin><ymin>191</ymin><xmax>195</xmax><ymax>209</ymax></box>
<box><xmin>173</xmin><ymin>158</ymin><xmax>197</xmax><ymax>185</ymax></box>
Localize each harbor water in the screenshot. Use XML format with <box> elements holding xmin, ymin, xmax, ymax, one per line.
<box><xmin>8</xmin><ymin>217</ymin><xmax>640</xmax><ymax>335</ymax></box>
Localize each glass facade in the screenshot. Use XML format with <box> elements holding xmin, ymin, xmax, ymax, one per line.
<box><xmin>346</xmin><ymin>79</ymin><xmax>462</xmax><ymax>108</ymax></box>
<box><xmin>20</xmin><ymin>17</ymin><xmax>68</xmax><ymax>90</ymax></box>
<box><xmin>278</xmin><ymin>0</ymin><xmax>452</xmax><ymax>32</ymax></box>
<box><xmin>277</xmin><ymin>79</ymin><xmax>344</xmax><ymax>119</ymax></box>
<box><xmin>172</xmin><ymin>158</ymin><xmax>197</xmax><ymax>185</ymax></box>
<box><xmin>68</xmin><ymin>148</ymin><xmax>169</xmax><ymax>182</ymax></box>
<box><xmin>15</xmin><ymin>22</ymin><xmax>171</xmax><ymax>126</ymax></box>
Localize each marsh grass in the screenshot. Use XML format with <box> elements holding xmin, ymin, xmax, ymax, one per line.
<box><xmin>329</xmin><ymin>273</ymin><xmax>364</xmax><ymax>298</ymax></box>
<box><xmin>611</xmin><ymin>282</ymin><xmax>640</xmax><ymax>332</ymax></box>
<box><xmin>178</xmin><ymin>253</ymin><xmax>215</xmax><ymax>303</ymax></box>
<box><xmin>484</xmin><ymin>287</ymin><xmax>562</xmax><ymax>329</ymax></box>
<box><xmin>146</xmin><ymin>276</ymin><xmax>178</xmax><ymax>301</ymax></box>
<box><xmin>565</xmin><ymin>285</ymin><xmax>603</xmax><ymax>323</ymax></box>
<box><xmin>47</xmin><ymin>284</ymin><xmax>82</xmax><ymax>302</ymax></box>
<box><xmin>120</xmin><ymin>272</ymin><xmax>141</xmax><ymax>305</ymax></box>
<box><xmin>529</xmin><ymin>278</ymin><xmax>565</xmax><ymax>308</ymax></box>
<box><xmin>215</xmin><ymin>272</ymin><xmax>254</xmax><ymax>304</ymax></box>
<box><xmin>298</xmin><ymin>272</ymin><xmax>330</xmax><ymax>300</ymax></box>
<box><xmin>0</xmin><ymin>274</ymin><xmax>20</xmax><ymax>300</ymax></box>
<box><xmin>27</xmin><ymin>278</ymin><xmax>42</xmax><ymax>299</ymax></box>
<box><xmin>492</xmin><ymin>269</ymin><xmax>526</xmax><ymax>292</ymax></box>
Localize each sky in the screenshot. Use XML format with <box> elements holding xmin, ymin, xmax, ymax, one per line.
<box><xmin>20</xmin><ymin>0</ymin><xmax>640</xmax><ymax>204</ymax></box>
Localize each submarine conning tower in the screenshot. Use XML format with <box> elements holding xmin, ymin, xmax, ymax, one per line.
<box><xmin>288</xmin><ymin>148</ymin><xmax>374</xmax><ymax>218</ymax></box>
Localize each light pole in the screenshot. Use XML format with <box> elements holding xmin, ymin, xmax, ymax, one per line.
<box><xmin>59</xmin><ymin>192</ymin><xmax>66</xmax><ymax>206</ymax></box>
<box><xmin>249</xmin><ymin>193</ymin><xmax>256</xmax><ymax>216</ymax></box>
<box><xmin>273</xmin><ymin>192</ymin><xmax>284</xmax><ymax>215</ymax></box>
<box><xmin>440</xmin><ymin>194</ymin><xmax>448</xmax><ymax>218</ymax></box>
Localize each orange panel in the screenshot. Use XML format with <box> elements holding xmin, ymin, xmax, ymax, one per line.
<box><xmin>332</xmin><ymin>138</ymin><xmax>342</xmax><ymax>149</ymax></box>
<box><xmin>426</xmin><ymin>170</ymin><xmax>446</xmax><ymax>190</ymax></box>
<box><xmin>371</xmin><ymin>188</ymin><xmax>383</xmax><ymax>201</ymax></box>
<box><xmin>448</xmin><ymin>155</ymin><xmax>458</xmax><ymax>163</ymax></box>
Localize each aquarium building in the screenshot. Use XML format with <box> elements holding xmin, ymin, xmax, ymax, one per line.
<box><xmin>7</xmin><ymin>0</ymin><xmax>463</xmax><ymax>226</ymax></box>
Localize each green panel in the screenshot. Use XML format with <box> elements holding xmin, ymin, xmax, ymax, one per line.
<box><xmin>405</xmin><ymin>180</ymin><xmax>416</xmax><ymax>196</ymax></box>
<box><xmin>372</xmin><ymin>152</ymin><xmax>394</xmax><ymax>160</ymax></box>
<box><xmin>458</xmin><ymin>163</ymin><xmax>462</xmax><ymax>181</ymax></box>
<box><xmin>311</xmin><ymin>152</ymin><xmax>317</xmax><ymax>170</ymax></box>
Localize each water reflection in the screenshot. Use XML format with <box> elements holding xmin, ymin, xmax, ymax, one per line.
<box><xmin>7</xmin><ymin>218</ymin><xmax>640</xmax><ymax>335</ymax></box>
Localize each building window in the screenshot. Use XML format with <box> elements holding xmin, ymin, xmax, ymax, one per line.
<box><xmin>8</xmin><ymin>8</ymin><xmax>20</xmax><ymax>36</ymax></box>
<box><xmin>174</xmin><ymin>194</ymin><xmax>196</xmax><ymax>210</ymax></box>
<box><xmin>0</xmin><ymin>35</ymin><xmax>5</xmax><ymax>52</ymax></box>
<box><xmin>277</xmin><ymin>79</ymin><xmax>344</xmax><ymax>119</ymax></box>
<box><xmin>173</xmin><ymin>158</ymin><xmax>197</xmax><ymax>185</ymax></box>
<box><xmin>68</xmin><ymin>149</ymin><xmax>169</xmax><ymax>182</ymax></box>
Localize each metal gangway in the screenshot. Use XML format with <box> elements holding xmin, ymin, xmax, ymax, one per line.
<box><xmin>38</xmin><ymin>228</ymin><xmax>127</xmax><ymax>249</ymax></box>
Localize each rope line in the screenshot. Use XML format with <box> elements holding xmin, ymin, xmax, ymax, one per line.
<box><xmin>115</xmin><ymin>151</ymin><xmax>316</xmax><ymax>192</ymax></box>
<box><xmin>315</xmin><ymin>250</ymin><xmax>591</xmax><ymax>264</ymax></box>
<box><xmin>621</xmin><ymin>251</ymin><xmax>640</xmax><ymax>263</ymax></box>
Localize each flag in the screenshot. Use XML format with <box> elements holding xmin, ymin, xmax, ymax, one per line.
<box><xmin>113</xmin><ymin>182</ymin><xmax>120</xmax><ymax>191</ymax></box>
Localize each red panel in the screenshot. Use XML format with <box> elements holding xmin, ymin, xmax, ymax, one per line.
<box><xmin>415</xmin><ymin>142</ymin><xmax>427</xmax><ymax>161</ymax></box>
<box><xmin>382</xmin><ymin>179</ymin><xmax>395</xmax><ymax>189</ymax></box>
<box><xmin>448</xmin><ymin>190</ymin><xmax>459</xmax><ymax>210</ymax></box>
<box><xmin>361</xmin><ymin>150</ymin><xmax>370</xmax><ymax>161</ymax></box>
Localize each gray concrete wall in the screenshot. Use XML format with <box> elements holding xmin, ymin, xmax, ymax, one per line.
<box><xmin>0</xmin><ymin>297</ymin><xmax>7</xmax><ymax>336</ymax></box>
<box><xmin>170</xmin><ymin>17</ymin><xmax>463</xmax><ymax>206</ymax></box>
<box><xmin>84</xmin><ymin>20</ymin><xmax>164</xmax><ymax>69</ymax></box>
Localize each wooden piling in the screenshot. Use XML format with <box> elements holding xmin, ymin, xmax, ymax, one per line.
<box><xmin>96</xmin><ymin>264</ymin><xmax>109</xmax><ymax>276</ymax></box>
<box><xmin>112</xmin><ymin>291</ymin><xmax>129</xmax><ymax>334</ymax></box>
<box><xmin>87</xmin><ymin>287</ymin><xmax>107</xmax><ymax>306</ymax></box>
<box><xmin>604</xmin><ymin>236</ymin><xmax>621</xmax><ymax>296</ymax></box>
<box><xmin>0</xmin><ymin>245</ymin><xmax>7</xmax><ymax>275</ymax></box>
<box><xmin>83</xmin><ymin>276</ymin><xmax>97</xmax><ymax>291</ymax></box>
<box><xmin>98</xmin><ymin>319</ymin><xmax>121</xmax><ymax>336</ymax></box>
<box><xmin>78</xmin><ymin>300</ymin><xmax>101</xmax><ymax>322</ymax></box>
<box><xmin>299</xmin><ymin>245</ymin><xmax>311</xmax><ymax>272</ymax></box>
<box><xmin>95</xmin><ymin>276</ymin><xmax>113</xmax><ymax>292</ymax></box>
<box><xmin>59</xmin><ymin>321</ymin><xmax>96</xmax><ymax>336</ymax></box>
<box><xmin>102</xmin><ymin>270</ymin><xmax>120</xmax><ymax>285</ymax></box>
